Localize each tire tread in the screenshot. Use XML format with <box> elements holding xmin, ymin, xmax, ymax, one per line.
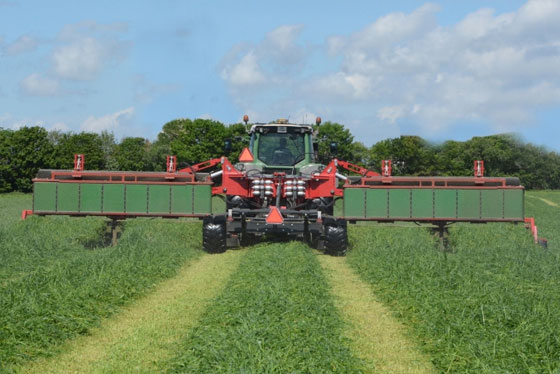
<box><xmin>203</xmin><ymin>223</ymin><xmax>227</xmax><ymax>253</ymax></box>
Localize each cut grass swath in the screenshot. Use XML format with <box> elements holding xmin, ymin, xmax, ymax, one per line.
<box><xmin>530</xmin><ymin>190</ymin><xmax>560</xmax><ymax>207</ymax></box>
<box><xmin>318</xmin><ymin>254</ymin><xmax>435</xmax><ymax>374</ymax></box>
<box><xmin>0</xmin><ymin>212</ymin><xmax>203</xmax><ymax>371</ymax></box>
<box><xmin>347</xmin><ymin>215</ymin><xmax>560</xmax><ymax>373</ymax></box>
<box><xmin>19</xmin><ymin>250</ymin><xmax>244</xmax><ymax>374</ymax></box>
<box><xmin>168</xmin><ymin>241</ymin><xmax>365</xmax><ymax>373</ymax></box>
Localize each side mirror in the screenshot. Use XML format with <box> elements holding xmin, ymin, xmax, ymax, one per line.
<box><xmin>224</xmin><ymin>139</ymin><xmax>232</xmax><ymax>155</ymax></box>
<box><xmin>329</xmin><ymin>142</ymin><xmax>338</xmax><ymax>154</ymax></box>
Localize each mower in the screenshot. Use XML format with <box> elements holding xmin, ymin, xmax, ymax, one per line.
<box><xmin>23</xmin><ymin>116</ymin><xmax>545</xmax><ymax>254</ymax></box>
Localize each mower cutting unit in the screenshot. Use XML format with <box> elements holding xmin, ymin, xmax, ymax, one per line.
<box><xmin>24</xmin><ymin>117</ymin><xmax>545</xmax><ymax>254</ymax></box>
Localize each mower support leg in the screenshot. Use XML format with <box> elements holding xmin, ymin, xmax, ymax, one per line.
<box><xmin>433</xmin><ymin>222</ymin><xmax>450</xmax><ymax>252</ymax></box>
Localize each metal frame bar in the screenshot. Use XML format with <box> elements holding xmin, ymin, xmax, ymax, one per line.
<box><xmin>348</xmin><ymin>176</ymin><xmax>521</xmax><ymax>189</ymax></box>
<box><xmin>31</xmin><ymin>211</ymin><xmax>207</xmax><ymax>218</ymax></box>
<box><xmin>33</xmin><ymin>170</ymin><xmax>209</xmax><ymax>185</ymax></box>
<box><xmin>343</xmin><ymin>217</ymin><xmax>524</xmax><ymax>223</ymax></box>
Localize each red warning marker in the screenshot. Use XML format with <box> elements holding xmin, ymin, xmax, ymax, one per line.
<box><xmin>266</xmin><ymin>206</ymin><xmax>284</xmax><ymax>224</ymax></box>
<box><xmin>239</xmin><ymin>147</ymin><xmax>254</xmax><ymax>162</ymax></box>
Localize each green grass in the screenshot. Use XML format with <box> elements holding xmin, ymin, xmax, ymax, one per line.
<box><xmin>526</xmin><ymin>191</ymin><xmax>560</xmax><ymax>252</ymax></box>
<box><xmin>3</xmin><ymin>191</ymin><xmax>560</xmax><ymax>373</ymax></box>
<box><xmin>168</xmin><ymin>241</ymin><xmax>364</xmax><ymax>373</ymax></box>
<box><xmin>0</xmin><ymin>192</ymin><xmax>31</xmax><ymax>228</ymax></box>
<box><xmin>529</xmin><ymin>190</ymin><xmax>560</xmax><ymax>206</ymax></box>
<box><xmin>0</xmin><ymin>194</ymin><xmax>204</xmax><ymax>371</ymax></box>
<box><xmin>347</xmin><ymin>196</ymin><xmax>560</xmax><ymax>373</ymax></box>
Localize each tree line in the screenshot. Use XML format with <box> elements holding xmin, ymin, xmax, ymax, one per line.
<box><xmin>1</xmin><ymin>118</ymin><xmax>559</xmax><ymax>192</ymax></box>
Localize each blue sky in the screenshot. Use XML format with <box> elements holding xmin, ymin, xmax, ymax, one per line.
<box><xmin>1</xmin><ymin>0</ymin><xmax>559</xmax><ymax>150</ymax></box>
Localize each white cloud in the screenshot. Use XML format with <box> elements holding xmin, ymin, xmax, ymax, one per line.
<box><xmin>261</xmin><ymin>25</ymin><xmax>305</xmax><ymax>67</ymax></box>
<box><xmin>220</xmin><ymin>24</ymin><xmax>306</xmax><ymax>89</ymax></box>
<box><xmin>377</xmin><ymin>106</ymin><xmax>406</xmax><ymax>123</ymax></box>
<box><xmin>303</xmin><ymin>72</ymin><xmax>373</xmax><ymax>101</ymax></box>
<box><xmin>344</xmin><ymin>3</ymin><xmax>439</xmax><ymax>50</ymax></box>
<box><xmin>53</xmin><ymin>37</ymin><xmax>116</xmax><ymax>80</ymax></box>
<box><xmin>220</xmin><ymin>0</ymin><xmax>560</xmax><ymax>142</ymax></box>
<box><xmin>50</xmin><ymin>122</ymin><xmax>70</xmax><ymax>131</ymax></box>
<box><xmin>20</xmin><ymin>73</ymin><xmax>60</xmax><ymax>96</ymax></box>
<box><xmin>52</xmin><ymin>21</ymin><xmax>130</xmax><ymax>80</ymax></box>
<box><xmin>3</xmin><ymin>34</ymin><xmax>38</xmax><ymax>55</ymax></box>
<box><xmin>0</xmin><ymin>113</ymin><xmax>74</xmax><ymax>133</ymax></box>
<box><xmin>81</xmin><ymin>107</ymin><xmax>134</xmax><ymax>133</ymax></box>
<box><xmin>220</xmin><ymin>51</ymin><xmax>267</xmax><ymax>86</ymax></box>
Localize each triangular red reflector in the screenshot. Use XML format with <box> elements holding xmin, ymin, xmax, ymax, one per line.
<box><xmin>239</xmin><ymin>147</ymin><xmax>254</xmax><ymax>162</ymax></box>
<box><xmin>266</xmin><ymin>206</ymin><xmax>284</xmax><ymax>224</ymax></box>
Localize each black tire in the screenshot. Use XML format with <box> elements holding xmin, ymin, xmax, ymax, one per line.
<box><xmin>202</xmin><ymin>222</ymin><xmax>227</xmax><ymax>253</ymax></box>
<box><xmin>324</xmin><ymin>224</ymin><xmax>348</xmax><ymax>256</ymax></box>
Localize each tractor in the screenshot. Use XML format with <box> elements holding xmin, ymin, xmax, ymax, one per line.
<box><xmin>199</xmin><ymin>116</ymin><xmax>359</xmax><ymax>255</ymax></box>
<box><xmin>24</xmin><ymin>116</ymin><xmax>545</xmax><ymax>254</ymax></box>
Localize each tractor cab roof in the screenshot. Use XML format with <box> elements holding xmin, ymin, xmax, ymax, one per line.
<box><xmin>249</xmin><ymin>119</ymin><xmax>314</xmax><ymax>134</ymax></box>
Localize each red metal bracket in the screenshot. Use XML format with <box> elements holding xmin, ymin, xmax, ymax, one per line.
<box><xmin>381</xmin><ymin>160</ymin><xmax>392</xmax><ymax>183</ymax></box>
<box><xmin>381</xmin><ymin>160</ymin><xmax>392</xmax><ymax>177</ymax></box>
<box><xmin>74</xmin><ymin>154</ymin><xmax>84</xmax><ymax>171</ymax></box>
<box><xmin>337</xmin><ymin>160</ymin><xmax>379</xmax><ymax>177</ymax></box>
<box><xmin>474</xmin><ymin>160</ymin><xmax>484</xmax><ymax>177</ymax></box>
<box><xmin>166</xmin><ymin>155</ymin><xmax>177</xmax><ymax>173</ymax></box>
<box><xmin>72</xmin><ymin>154</ymin><xmax>84</xmax><ymax>178</ymax></box>
<box><xmin>524</xmin><ymin>217</ymin><xmax>547</xmax><ymax>247</ymax></box>
<box><xmin>474</xmin><ymin>160</ymin><xmax>485</xmax><ymax>184</ymax></box>
<box><xmin>179</xmin><ymin>157</ymin><xmax>222</xmax><ymax>173</ymax></box>
<box><xmin>524</xmin><ymin>217</ymin><xmax>538</xmax><ymax>242</ymax></box>
<box><xmin>165</xmin><ymin>155</ymin><xmax>177</xmax><ymax>180</ymax></box>
<box><xmin>212</xmin><ymin>157</ymin><xmax>248</xmax><ymax>196</ymax></box>
<box><xmin>21</xmin><ymin>209</ymin><xmax>33</xmax><ymax>220</ymax></box>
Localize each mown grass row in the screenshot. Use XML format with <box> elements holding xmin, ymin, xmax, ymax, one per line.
<box><xmin>0</xmin><ymin>209</ymin><xmax>203</xmax><ymax>371</ymax></box>
<box><xmin>347</xmin><ymin>199</ymin><xmax>560</xmax><ymax>373</ymax></box>
<box><xmin>530</xmin><ymin>190</ymin><xmax>560</xmax><ymax>207</ymax></box>
<box><xmin>167</xmin><ymin>241</ymin><xmax>364</xmax><ymax>373</ymax></box>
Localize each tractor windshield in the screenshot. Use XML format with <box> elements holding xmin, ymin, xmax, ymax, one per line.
<box><xmin>257</xmin><ymin>130</ymin><xmax>306</xmax><ymax>166</ymax></box>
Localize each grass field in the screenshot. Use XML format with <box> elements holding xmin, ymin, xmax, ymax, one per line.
<box><xmin>0</xmin><ymin>195</ymin><xmax>204</xmax><ymax>372</ymax></box>
<box><xmin>1</xmin><ymin>191</ymin><xmax>559</xmax><ymax>373</ymax></box>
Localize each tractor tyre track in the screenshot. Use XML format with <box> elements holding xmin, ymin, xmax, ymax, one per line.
<box><xmin>318</xmin><ymin>254</ymin><xmax>435</xmax><ymax>374</ymax></box>
<box><xmin>18</xmin><ymin>250</ymin><xmax>244</xmax><ymax>374</ymax></box>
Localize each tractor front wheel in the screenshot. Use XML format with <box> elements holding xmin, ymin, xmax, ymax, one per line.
<box><xmin>202</xmin><ymin>221</ymin><xmax>227</xmax><ymax>253</ymax></box>
<box><xmin>324</xmin><ymin>223</ymin><xmax>348</xmax><ymax>256</ymax></box>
